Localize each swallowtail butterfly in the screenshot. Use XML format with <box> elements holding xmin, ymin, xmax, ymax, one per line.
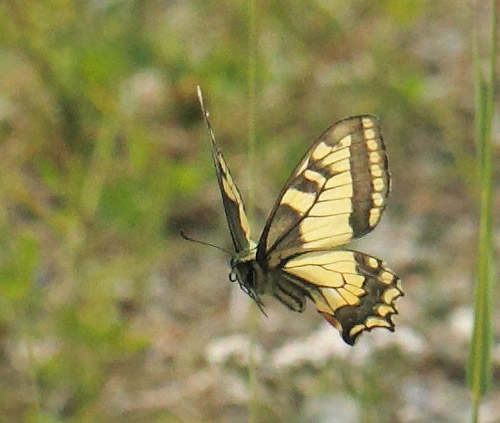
<box><xmin>196</xmin><ymin>87</ymin><xmax>402</xmax><ymax>345</ymax></box>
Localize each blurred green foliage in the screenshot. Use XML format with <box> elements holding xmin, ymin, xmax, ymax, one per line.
<box><xmin>0</xmin><ymin>1</ymin><xmax>496</xmax><ymax>422</ymax></box>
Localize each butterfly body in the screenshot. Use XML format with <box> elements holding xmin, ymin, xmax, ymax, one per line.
<box><xmin>197</xmin><ymin>87</ymin><xmax>403</xmax><ymax>345</ymax></box>
<box><xmin>231</xmin><ymin>252</ymin><xmax>310</xmax><ymax>313</ymax></box>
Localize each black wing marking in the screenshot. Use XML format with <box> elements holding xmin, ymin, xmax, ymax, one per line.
<box><xmin>197</xmin><ymin>87</ymin><xmax>253</xmax><ymax>253</ymax></box>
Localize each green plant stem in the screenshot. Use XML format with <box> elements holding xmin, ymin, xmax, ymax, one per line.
<box><xmin>468</xmin><ymin>1</ymin><xmax>497</xmax><ymax>421</ymax></box>
<box><xmin>247</xmin><ymin>0</ymin><xmax>259</xmax><ymax>422</ymax></box>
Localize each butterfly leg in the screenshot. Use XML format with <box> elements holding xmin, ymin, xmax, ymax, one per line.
<box><xmin>271</xmin><ymin>275</ymin><xmax>307</xmax><ymax>313</ymax></box>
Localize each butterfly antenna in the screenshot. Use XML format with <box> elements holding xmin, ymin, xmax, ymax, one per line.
<box><xmin>180</xmin><ymin>231</ymin><xmax>232</xmax><ymax>256</ymax></box>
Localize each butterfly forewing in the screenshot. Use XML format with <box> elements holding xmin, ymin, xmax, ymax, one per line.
<box><xmin>280</xmin><ymin>250</ymin><xmax>402</xmax><ymax>345</ymax></box>
<box><xmin>257</xmin><ymin>116</ymin><xmax>390</xmax><ymax>266</ymax></box>
<box><xmin>198</xmin><ymin>87</ymin><xmax>253</xmax><ymax>253</ymax></box>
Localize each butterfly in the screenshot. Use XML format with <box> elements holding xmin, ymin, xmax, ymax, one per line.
<box><xmin>195</xmin><ymin>86</ymin><xmax>402</xmax><ymax>345</ymax></box>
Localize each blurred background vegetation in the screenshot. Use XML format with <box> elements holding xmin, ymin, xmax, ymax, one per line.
<box><xmin>0</xmin><ymin>1</ymin><xmax>498</xmax><ymax>422</ymax></box>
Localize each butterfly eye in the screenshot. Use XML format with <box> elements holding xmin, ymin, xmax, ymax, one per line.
<box><xmin>229</xmin><ymin>272</ymin><xmax>238</xmax><ymax>283</ymax></box>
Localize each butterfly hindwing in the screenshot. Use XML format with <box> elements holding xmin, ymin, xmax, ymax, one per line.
<box><xmin>279</xmin><ymin>250</ymin><xmax>402</xmax><ymax>345</ymax></box>
<box><xmin>257</xmin><ymin>116</ymin><xmax>390</xmax><ymax>266</ymax></box>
